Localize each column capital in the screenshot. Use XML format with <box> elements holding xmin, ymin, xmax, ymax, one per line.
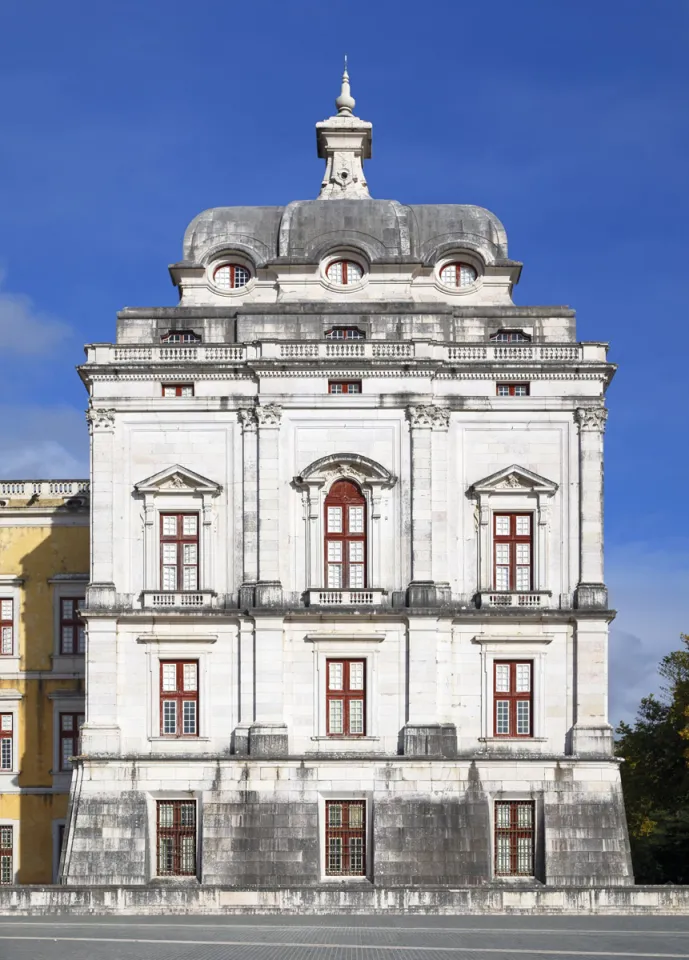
<box><xmin>86</xmin><ymin>407</ymin><xmax>115</xmax><ymax>434</ymax></box>
<box><xmin>237</xmin><ymin>407</ymin><xmax>258</xmax><ymax>432</ymax></box>
<box><xmin>406</xmin><ymin>404</ymin><xmax>450</xmax><ymax>430</ymax></box>
<box><xmin>575</xmin><ymin>406</ymin><xmax>608</xmax><ymax>433</ymax></box>
<box><xmin>256</xmin><ymin>403</ymin><xmax>282</xmax><ymax>428</ymax></box>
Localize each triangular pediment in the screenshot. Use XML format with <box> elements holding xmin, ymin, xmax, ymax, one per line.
<box><xmin>134</xmin><ymin>464</ymin><xmax>222</xmax><ymax>495</ymax></box>
<box><xmin>469</xmin><ymin>464</ymin><xmax>558</xmax><ymax>496</ymax></box>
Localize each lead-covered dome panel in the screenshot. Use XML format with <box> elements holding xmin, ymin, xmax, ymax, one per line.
<box><xmin>183</xmin><ymin>206</ymin><xmax>285</xmax><ymax>266</ymax></box>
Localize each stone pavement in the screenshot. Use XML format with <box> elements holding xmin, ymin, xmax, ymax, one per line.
<box><xmin>0</xmin><ymin>914</ymin><xmax>688</xmax><ymax>959</ymax></box>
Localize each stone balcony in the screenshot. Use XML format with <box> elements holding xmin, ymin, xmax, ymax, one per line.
<box><xmin>0</xmin><ymin>479</ymin><xmax>90</xmax><ymax>498</ymax></box>
<box><xmin>477</xmin><ymin>591</ymin><xmax>552</xmax><ymax>609</ymax></box>
<box><xmin>139</xmin><ymin>590</ymin><xmax>218</xmax><ymax>611</ymax></box>
<box><xmin>305</xmin><ymin>589</ymin><xmax>388</xmax><ymax>608</ymax></box>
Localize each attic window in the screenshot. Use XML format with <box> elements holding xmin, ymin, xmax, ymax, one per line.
<box><xmin>325</xmin><ymin>327</ymin><xmax>366</xmax><ymax>340</ymax></box>
<box><xmin>161</xmin><ymin>331</ymin><xmax>202</xmax><ymax>344</ymax></box>
<box><xmin>490</xmin><ymin>330</ymin><xmax>531</xmax><ymax>344</ymax></box>
<box><xmin>213</xmin><ymin>264</ymin><xmax>251</xmax><ymax>290</ymax></box>
<box><xmin>326</xmin><ymin>260</ymin><xmax>363</xmax><ymax>286</ymax></box>
<box><xmin>439</xmin><ymin>262</ymin><xmax>477</xmax><ymax>288</ymax></box>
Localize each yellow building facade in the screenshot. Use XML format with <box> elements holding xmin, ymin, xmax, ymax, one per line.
<box><xmin>0</xmin><ymin>479</ymin><xmax>89</xmax><ymax>883</ymax></box>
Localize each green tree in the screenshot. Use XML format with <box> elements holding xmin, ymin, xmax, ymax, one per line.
<box><xmin>616</xmin><ymin>635</ymin><xmax>689</xmax><ymax>883</ymax></box>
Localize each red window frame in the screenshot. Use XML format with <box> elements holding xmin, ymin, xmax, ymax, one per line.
<box><xmin>490</xmin><ymin>330</ymin><xmax>531</xmax><ymax>343</ymax></box>
<box><xmin>0</xmin><ymin>715</ymin><xmax>12</xmax><ymax>771</ymax></box>
<box><xmin>156</xmin><ymin>800</ymin><xmax>196</xmax><ymax>876</ymax></box>
<box><xmin>494</xmin><ymin>800</ymin><xmax>535</xmax><ymax>876</ymax></box>
<box><xmin>493</xmin><ymin>661</ymin><xmax>533</xmax><ymax>738</ymax></box>
<box><xmin>160</xmin><ymin>513</ymin><xmax>199</xmax><ymax>592</ymax></box>
<box><xmin>162</xmin><ymin>384</ymin><xmax>194</xmax><ymax>397</ymax></box>
<box><xmin>59</xmin><ymin>712</ymin><xmax>84</xmax><ymax>770</ymax></box>
<box><xmin>161</xmin><ymin>330</ymin><xmax>201</xmax><ymax>344</ymax></box>
<box><xmin>325</xmin><ymin>800</ymin><xmax>366</xmax><ymax>876</ymax></box>
<box><xmin>326</xmin><ymin>659</ymin><xmax>366</xmax><ymax>737</ymax></box>
<box><xmin>324</xmin><ymin>480</ymin><xmax>366</xmax><ymax>589</ymax></box>
<box><xmin>324</xmin><ymin>327</ymin><xmax>366</xmax><ymax>340</ymax></box>
<box><xmin>213</xmin><ymin>263</ymin><xmax>250</xmax><ymax>289</ymax></box>
<box><xmin>439</xmin><ymin>261</ymin><xmax>477</xmax><ymax>287</ymax></box>
<box><xmin>493</xmin><ymin>513</ymin><xmax>532</xmax><ymax>591</ymax></box>
<box><xmin>326</xmin><ymin>260</ymin><xmax>363</xmax><ymax>285</ymax></box>
<box><xmin>59</xmin><ymin>598</ymin><xmax>85</xmax><ymax>655</ymax></box>
<box><xmin>0</xmin><ymin>825</ymin><xmax>13</xmax><ymax>885</ymax></box>
<box><xmin>328</xmin><ymin>381</ymin><xmax>362</xmax><ymax>394</ymax></box>
<box><xmin>496</xmin><ymin>382</ymin><xmax>530</xmax><ymax>397</ymax></box>
<box><xmin>0</xmin><ymin>599</ymin><xmax>13</xmax><ymax>656</ymax></box>
<box><xmin>160</xmin><ymin>661</ymin><xmax>199</xmax><ymax>737</ymax></box>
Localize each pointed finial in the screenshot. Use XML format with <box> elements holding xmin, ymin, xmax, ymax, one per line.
<box><xmin>335</xmin><ymin>55</ymin><xmax>356</xmax><ymax>115</ymax></box>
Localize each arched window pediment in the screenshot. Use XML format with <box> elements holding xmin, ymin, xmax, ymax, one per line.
<box><xmin>294</xmin><ymin>453</ymin><xmax>396</xmax><ymax>493</ymax></box>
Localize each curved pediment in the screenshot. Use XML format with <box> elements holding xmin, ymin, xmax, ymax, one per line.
<box><xmin>295</xmin><ymin>453</ymin><xmax>396</xmax><ymax>489</ymax></box>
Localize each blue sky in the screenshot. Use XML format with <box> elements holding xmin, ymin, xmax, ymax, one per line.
<box><xmin>1</xmin><ymin>0</ymin><xmax>687</xmax><ymax>723</ymax></box>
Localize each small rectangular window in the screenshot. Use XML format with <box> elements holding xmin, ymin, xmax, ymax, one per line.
<box><xmin>0</xmin><ymin>715</ymin><xmax>13</xmax><ymax>771</ymax></box>
<box><xmin>325</xmin><ymin>800</ymin><xmax>366</xmax><ymax>876</ymax></box>
<box><xmin>328</xmin><ymin>381</ymin><xmax>362</xmax><ymax>394</ymax></box>
<box><xmin>159</xmin><ymin>661</ymin><xmax>199</xmax><ymax>737</ymax></box>
<box><xmin>326</xmin><ymin>659</ymin><xmax>366</xmax><ymax>737</ymax></box>
<box><xmin>162</xmin><ymin>384</ymin><xmax>194</xmax><ymax>397</ymax></box>
<box><xmin>60</xmin><ymin>598</ymin><xmax>85</xmax><ymax>655</ymax></box>
<box><xmin>493</xmin><ymin>661</ymin><xmax>533</xmax><ymax>738</ymax></box>
<box><xmin>59</xmin><ymin>712</ymin><xmax>84</xmax><ymax>770</ymax></box>
<box><xmin>496</xmin><ymin>383</ymin><xmax>530</xmax><ymax>397</ymax></box>
<box><xmin>494</xmin><ymin>801</ymin><xmax>534</xmax><ymax>876</ymax></box>
<box><xmin>0</xmin><ymin>600</ymin><xmax>13</xmax><ymax>656</ymax></box>
<box><xmin>156</xmin><ymin>801</ymin><xmax>196</xmax><ymax>876</ymax></box>
<box><xmin>160</xmin><ymin>514</ymin><xmax>199</xmax><ymax>592</ymax></box>
<box><xmin>0</xmin><ymin>826</ymin><xmax>13</xmax><ymax>885</ymax></box>
<box><xmin>493</xmin><ymin>513</ymin><xmax>532</xmax><ymax>591</ymax></box>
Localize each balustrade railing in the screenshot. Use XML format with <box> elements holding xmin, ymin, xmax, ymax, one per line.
<box><xmin>0</xmin><ymin>480</ymin><xmax>90</xmax><ymax>497</ymax></box>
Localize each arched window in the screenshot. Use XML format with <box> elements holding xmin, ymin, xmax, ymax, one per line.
<box><xmin>326</xmin><ymin>260</ymin><xmax>363</xmax><ymax>285</ymax></box>
<box><xmin>161</xmin><ymin>330</ymin><xmax>201</xmax><ymax>344</ymax></box>
<box><xmin>213</xmin><ymin>263</ymin><xmax>251</xmax><ymax>289</ymax></box>
<box><xmin>324</xmin><ymin>480</ymin><xmax>366</xmax><ymax>589</ymax></box>
<box><xmin>490</xmin><ymin>330</ymin><xmax>531</xmax><ymax>343</ymax></box>
<box><xmin>324</xmin><ymin>327</ymin><xmax>366</xmax><ymax>340</ymax></box>
<box><xmin>439</xmin><ymin>262</ymin><xmax>477</xmax><ymax>288</ymax></box>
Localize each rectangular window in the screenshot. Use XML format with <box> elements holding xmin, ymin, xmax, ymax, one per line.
<box><xmin>160</xmin><ymin>661</ymin><xmax>199</xmax><ymax>736</ymax></box>
<box><xmin>0</xmin><ymin>600</ymin><xmax>13</xmax><ymax>656</ymax></box>
<box><xmin>493</xmin><ymin>513</ymin><xmax>532</xmax><ymax>591</ymax></box>
<box><xmin>0</xmin><ymin>826</ymin><xmax>13</xmax><ymax>885</ymax></box>
<box><xmin>59</xmin><ymin>712</ymin><xmax>84</xmax><ymax>770</ymax></box>
<box><xmin>494</xmin><ymin>801</ymin><xmax>535</xmax><ymax>876</ymax></box>
<box><xmin>160</xmin><ymin>514</ymin><xmax>199</xmax><ymax>591</ymax></box>
<box><xmin>326</xmin><ymin>659</ymin><xmax>366</xmax><ymax>736</ymax></box>
<box><xmin>0</xmin><ymin>715</ymin><xmax>13</xmax><ymax>771</ymax></box>
<box><xmin>156</xmin><ymin>801</ymin><xmax>196</xmax><ymax>876</ymax></box>
<box><xmin>325</xmin><ymin>800</ymin><xmax>366</xmax><ymax>876</ymax></box>
<box><xmin>496</xmin><ymin>383</ymin><xmax>530</xmax><ymax>397</ymax></box>
<box><xmin>494</xmin><ymin>661</ymin><xmax>533</xmax><ymax>738</ymax></box>
<box><xmin>162</xmin><ymin>384</ymin><xmax>194</xmax><ymax>397</ymax></box>
<box><xmin>60</xmin><ymin>598</ymin><xmax>85</xmax><ymax>655</ymax></box>
<box><xmin>328</xmin><ymin>381</ymin><xmax>362</xmax><ymax>394</ymax></box>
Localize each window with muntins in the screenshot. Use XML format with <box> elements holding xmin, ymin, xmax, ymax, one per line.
<box><xmin>328</xmin><ymin>381</ymin><xmax>362</xmax><ymax>394</ymax></box>
<box><xmin>60</xmin><ymin>598</ymin><xmax>85</xmax><ymax>655</ymax></box>
<box><xmin>326</xmin><ymin>659</ymin><xmax>366</xmax><ymax>736</ymax></box>
<box><xmin>157</xmin><ymin>800</ymin><xmax>196</xmax><ymax>876</ymax></box>
<box><xmin>160</xmin><ymin>661</ymin><xmax>199</xmax><ymax>736</ymax></box>
<box><xmin>213</xmin><ymin>263</ymin><xmax>250</xmax><ymax>289</ymax></box>
<box><xmin>0</xmin><ymin>715</ymin><xmax>12</xmax><ymax>771</ymax></box>
<box><xmin>494</xmin><ymin>513</ymin><xmax>532</xmax><ymax>591</ymax></box>
<box><xmin>325</xmin><ymin>800</ymin><xmax>366</xmax><ymax>876</ymax></box>
<box><xmin>439</xmin><ymin>262</ymin><xmax>477</xmax><ymax>287</ymax></box>
<box><xmin>324</xmin><ymin>327</ymin><xmax>365</xmax><ymax>340</ymax></box>
<box><xmin>494</xmin><ymin>661</ymin><xmax>533</xmax><ymax>737</ymax></box>
<box><xmin>0</xmin><ymin>826</ymin><xmax>13</xmax><ymax>885</ymax></box>
<box><xmin>494</xmin><ymin>801</ymin><xmax>535</xmax><ymax>876</ymax></box>
<box><xmin>496</xmin><ymin>383</ymin><xmax>529</xmax><ymax>397</ymax></box>
<box><xmin>160</xmin><ymin>514</ymin><xmax>199</xmax><ymax>591</ymax></box>
<box><xmin>162</xmin><ymin>384</ymin><xmax>194</xmax><ymax>397</ymax></box>
<box><xmin>324</xmin><ymin>481</ymin><xmax>366</xmax><ymax>589</ymax></box>
<box><xmin>0</xmin><ymin>600</ymin><xmax>13</xmax><ymax>656</ymax></box>
<box><xmin>161</xmin><ymin>330</ymin><xmax>201</xmax><ymax>344</ymax></box>
<box><xmin>490</xmin><ymin>330</ymin><xmax>531</xmax><ymax>343</ymax></box>
<box><xmin>59</xmin><ymin>712</ymin><xmax>84</xmax><ymax>770</ymax></box>
<box><xmin>326</xmin><ymin>260</ymin><xmax>363</xmax><ymax>285</ymax></box>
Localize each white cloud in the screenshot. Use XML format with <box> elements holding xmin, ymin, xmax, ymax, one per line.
<box><xmin>0</xmin><ymin>269</ymin><xmax>71</xmax><ymax>355</ymax></box>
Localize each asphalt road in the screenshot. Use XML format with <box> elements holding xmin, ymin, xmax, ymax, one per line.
<box><xmin>0</xmin><ymin>914</ymin><xmax>687</xmax><ymax>960</ymax></box>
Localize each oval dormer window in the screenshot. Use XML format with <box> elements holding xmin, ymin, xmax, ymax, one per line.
<box><xmin>439</xmin><ymin>262</ymin><xmax>477</xmax><ymax>288</ymax></box>
<box><xmin>213</xmin><ymin>263</ymin><xmax>251</xmax><ymax>290</ymax></box>
<box><xmin>326</xmin><ymin>260</ymin><xmax>363</xmax><ymax>286</ymax></box>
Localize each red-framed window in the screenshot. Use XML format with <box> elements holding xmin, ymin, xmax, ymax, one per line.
<box><xmin>494</xmin><ymin>801</ymin><xmax>535</xmax><ymax>876</ymax></box>
<box><xmin>439</xmin><ymin>262</ymin><xmax>477</xmax><ymax>287</ymax></box>
<box><xmin>324</xmin><ymin>327</ymin><xmax>366</xmax><ymax>340</ymax></box>
<box><xmin>60</xmin><ymin>598</ymin><xmax>85</xmax><ymax>655</ymax></box>
<box><xmin>326</xmin><ymin>260</ymin><xmax>363</xmax><ymax>285</ymax></box>
<box><xmin>493</xmin><ymin>513</ymin><xmax>532</xmax><ymax>592</ymax></box>
<box><xmin>328</xmin><ymin>381</ymin><xmax>362</xmax><ymax>394</ymax></box>
<box><xmin>162</xmin><ymin>383</ymin><xmax>194</xmax><ymax>397</ymax></box>
<box><xmin>324</xmin><ymin>481</ymin><xmax>366</xmax><ymax>589</ymax></box>
<box><xmin>161</xmin><ymin>330</ymin><xmax>201</xmax><ymax>344</ymax></box>
<box><xmin>496</xmin><ymin>382</ymin><xmax>529</xmax><ymax>397</ymax></box>
<box><xmin>59</xmin><ymin>712</ymin><xmax>84</xmax><ymax>770</ymax></box>
<box><xmin>0</xmin><ymin>715</ymin><xmax>12</xmax><ymax>771</ymax></box>
<box><xmin>326</xmin><ymin>659</ymin><xmax>366</xmax><ymax>736</ymax></box>
<box><xmin>494</xmin><ymin>661</ymin><xmax>533</xmax><ymax>737</ymax></box>
<box><xmin>325</xmin><ymin>800</ymin><xmax>366</xmax><ymax>876</ymax></box>
<box><xmin>213</xmin><ymin>263</ymin><xmax>251</xmax><ymax>289</ymax></box>
<box><xmin>160</xmin><ymin>514</ymin><xmax>199</xmax><ymax>591</ymax></box>
<box><xmin>160</xmin><ymin>661</ymin><xmax>199</xmax><ymax>737</ymax></box>
<box><xmin>0</xmin><ymin>600</ymin><xmax>13</xmax><ymax>656</ymax></box>
<box><xmin>156</xmin><ymin>801</ymin><xmax>196</xmax><ymax>876</ymax></box>
<box><xmin>0</xmin><ymin>826</ymin><xmax>13</xmax><ymax>885</ymax></box>
<box><xmin>490</xmin><ymin>330</ymin><xmax>531</xmax><ymax>343</ymax></box>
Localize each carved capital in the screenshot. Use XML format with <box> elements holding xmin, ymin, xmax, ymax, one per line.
<box><xmin>575</xmin><ymin>407</ymin><xmax>608</xmax><ymax>433</ymax></box>
<box><xmin>255</xmin><ymin>403</ymin><xmax>282</xmax><ymax>428</ymax></box>
<box><xmin>237</xmin><ymin>408</ymin><xmax>258</xmax><ymax>432</ymax></box>
<box><xmin>407</xmin><ymin>404</ymin><xmax>450</xmax><ymax>430</ymax></box>
<box><xmin>86</xmin><ymin>407</ymin><xmax>115</xmax><ymax>433</ymax></box>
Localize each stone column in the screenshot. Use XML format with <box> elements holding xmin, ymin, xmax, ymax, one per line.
<box><xmin>574</xmin><ymin>406</ymin><xmax>608</xmax><ymax>608</ymax></box>
<box><xmin>249</xmin><ymin>615</ymin><xmax>288</xmax><ymax>757</ymax></box>
<box><xmin>86</xmin><ymin>407</ymin><xmax>116</xmax><ymax>591</ymax></box>
<box><xmin>430</xmin><ymin>411</ymin><xmax>451</xmax><ymax>602</ymax></box>
<box><xmin>571</xmin><ymin>618</ymin><xmax>613</xmax><ymax>756</ymax></box>
<box><xmin>238</xmin><ymin>408</ymin><xmax>258</xmax><ymax>606</ymax></box>
<box><xmin>255</xmin><ymin>403</ymin><xmax>283</xmax><ymax>607</ymax></box>
<box><xmin>403</xmin><ymin>617</ymin><xmax>456</xmax><ymax>757</ymax></box>
<box><xmin>234</xmin><ymin>617</ymin><xmax>255</xmax><ymax>754</ymax></box>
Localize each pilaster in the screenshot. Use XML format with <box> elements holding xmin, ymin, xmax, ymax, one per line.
<box><xmin>572</xmin><ymin>617</ymin><xmax>614</xmax><ymax>756</ymax></box>
<box><xmin>251</xmin><ymin>615</ymin><xmax>287</xmax><ymax>756</ymax></box>
<box><xmin>256</xmin><ymin>403</ymin><xmax>283</xmax><ymax>606</ymax></box>
<box><xmin>86</xmin><ymin>406</ymin><xmax>115</xmax><ymax>587</ymax></box>
<box><xmin>574</xmin><ymin>406</ymin><xmax>608</xmax><ymax>609</ymax></box>
<box><xmin>238</xmin><ymin>408</ymin><xmax>259</xmax><ymax>602</ymax></box>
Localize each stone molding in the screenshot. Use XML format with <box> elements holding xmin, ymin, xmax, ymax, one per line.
<box><xmin>406</xmin><ymin>404</ymin><xmax>450</xmax><ymax>430</ymax></box>
<box><xmin>575</xmin><ymin>406</ymin><xmax>608</xmax><ymax>433</ymax></box>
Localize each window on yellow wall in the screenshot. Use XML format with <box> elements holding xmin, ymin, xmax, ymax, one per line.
<box><xmin>0</xmin><ymin>600</ymin><xmax>13</xmax><ymax>656</ymax></box>
<box><xmin>0</xmin><ymin>826</ymin><xmax>13</xmax><ymax>884</ymax></box>
<box><xmin>0</xmin><ymin>715</ymin><xmax>13</xmax><ymax>770</ymax></box>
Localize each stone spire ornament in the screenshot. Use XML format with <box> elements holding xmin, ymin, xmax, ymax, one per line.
<box><xmin>316</xmin><ymin>58</ymin><xmax>373</xmax><ymax>199</ymax></box>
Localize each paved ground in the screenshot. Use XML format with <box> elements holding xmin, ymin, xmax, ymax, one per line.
<box><xmin>0</xmin><ymin>914</ymin><xmax>688</xmax><ymax>959</ymax></box>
